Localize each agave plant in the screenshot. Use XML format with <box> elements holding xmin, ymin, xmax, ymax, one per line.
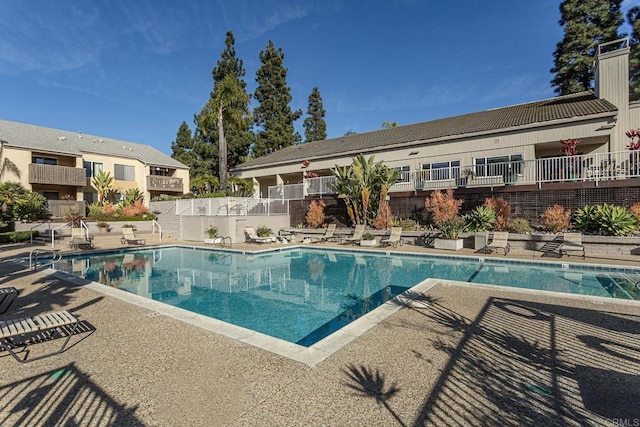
<box><xmin>595</xmin><ymin>204</ymin><xmax>636</xmax><ymax>236</ymax></box>
<box><xmin>574</xmin><ymin>205</ymin><xmax>600</xmax><ymax>233</ymax></box>
<box><xmin>464</xmin><ymin>206</ymin><xmax>496</xmax><ymax>232</ymax></box>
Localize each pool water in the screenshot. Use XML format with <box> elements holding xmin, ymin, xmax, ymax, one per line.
<box><xmin>54</xmin><ymin>247</ymin><xmax>640</xmax><ymax>346</ymax></box>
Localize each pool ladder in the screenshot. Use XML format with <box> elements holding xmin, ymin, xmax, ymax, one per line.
<box><xmin>29</xmin><ymin>248</ymin><xmax>62</xmax><ymax>271</ymax></box>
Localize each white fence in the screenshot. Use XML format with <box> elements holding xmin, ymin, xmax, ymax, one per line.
<box><xmin>176</xmin><ymin>197</ymin><xmax>289</xmax><ymax>216</ymax></box>
<box><xmin>268</xmin><ymin>150</ymin><xmax>640</xmax><ymax>199</ymax></box>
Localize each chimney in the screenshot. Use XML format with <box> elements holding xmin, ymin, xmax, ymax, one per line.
<box><xmin>594</xmin><ymin>38</ymin><xmax>629</xmax><ymax>108</ymax></box>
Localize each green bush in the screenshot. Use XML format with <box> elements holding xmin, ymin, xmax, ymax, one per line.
<box><xmin>256</xmin><ymin>225</ymin><xmax>272</xmax><ymax>237</ymax></box>
<box><xmin>392</xmin><ymin>218</ymin><xmax>420</xmax><ymax>231</ymax></box>
<box><xmin>574</xmin><ymin>204</ymin><xmax>636</xmax><ymax>236</ymax></box>
<box><xmin>574</xmin><ymin>205</ymin><xmax>600</xmax><ymax>233</ymax></box>
<box><xmin>438</xmin><ymin>216</ymin><xmax>467</xmax><ymax>239</ymax></box>
<box><xmin>595</xmin><ymin>204</ymin><xmax>636</xmax><ymax>236</ymax></box>
<box><xmin>509</xmin><ymin>218</ymin><xmax>534</xmax><ymax>233</ymax></box>
<box><xmin>464</xmin><ymin>206</ymin><xmax>496</xmax><ymax>232</ymax></box>
<box><xmin>0</xmin><ymin>230</ymin><xmax>36</xmax><ymax>243</ymax></box>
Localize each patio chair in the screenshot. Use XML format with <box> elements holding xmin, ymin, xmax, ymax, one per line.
<box><xmin>0</xmin><ymin>287</ymin><xmax>18</xmax><ymax>314</ymax></box>
<box><xmin>486</xmin><ymin>232</ymin><xmax>511</xmax><ymax>255</ymax></box>
<box><xmin>0</xmin><ymin>310</ymin><xmax>80</xmax><ymax>363</ymax></box>
<box><xmin>380</xmin><ymin>227</ymin><xmax>403</xmax><ymax>248</ymax></box>
<box><xmin>69</xmin><ymin>227</ymin><xmax>94</xmax><ymax>250</ymax></box>
<box><xmin>121</xmin><ymin>227</ymin><xmax>146</xmax><ymax>245</ymax></box>
<box><xmin>340</xmin><ymin>224</ymin><xmax>366</xmax><ymax>244</ymax></box>
<box><xmin>559</xmin><ymin>232</ymin><xmax>585</xmax><ymax>258</ymax></box>
<box><xmin>298</xmin><ymin>224</ymin><xmax>337</xmax><ymax>243</ymax></box>
<box><xmin>318</xmin><ymin>224</ymin><xmax>337</xmax><ymax>242</ymax></box>
<box><xmin>244</xmin><ymin>227</ymin><xmax>276</xmax><ymax>244</ymax></box>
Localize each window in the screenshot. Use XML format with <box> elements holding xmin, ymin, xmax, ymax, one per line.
<box><xmin>421</xmin><ymin>160</ymin><xmax>460</xmax><ymax>180</ymax></box>
<box><xmin>83</xmin><ymin>161</ymin><xmax>103</xmax><ymax>177</ymax></box>
<box><xmin>83</xmin><ymin>192</ymin><xmax>99</xmax><ymax>204</ymax></box>
<box><xmin>395</xmin><ymin>166</ymin><xmax>410</xmax><ymax>182</ymax></box>
<box><xmin>151</xmin><ymin>167</ymin><xmax>170</xmax><ymax>176</ymax></box>
<box><xmin>41</xmin><ymin>191</ymin><xmax>59</xmax><ymax>200</ymax></box>
<box><xmin>114</xmin><ymin>164</ymin><xmax>135</xmax><ymax>181</ymax></box>
<box><xmin>474</xmin><ymin>154</ymin><xmax>523</xmax><ymax>177</ymax></box>
<box><xmin>33</xmin><ymin>157</ymin><xmax>57</xmax><ymax>165</ymax></box>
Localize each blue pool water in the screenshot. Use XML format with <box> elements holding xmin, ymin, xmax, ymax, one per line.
<box><xmin>55</xmin><ymin>247</ymin><xmax>640</xmax><ymax>346</ymax></box>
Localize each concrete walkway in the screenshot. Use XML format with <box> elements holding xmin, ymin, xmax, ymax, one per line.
<box><xmin>0</xmin><ymin>236</ymin><xmax>638</xmax><ymax>426</ymax></box>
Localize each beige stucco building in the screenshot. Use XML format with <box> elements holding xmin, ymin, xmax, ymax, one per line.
<box><xmin>233</xmin><ymin>39</ymin><xmax>640</xmax><ymax>199</ymax></box>
<box><xmin>0</xmin><ymin>119</ymin><xmax>189</xmax><ymax>214</ymax></box>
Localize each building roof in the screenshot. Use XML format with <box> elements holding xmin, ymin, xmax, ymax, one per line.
<box><xmin>0</xmin><ymin>119</ymin><xmax>188</xmax><ymax>169</ymax></box>
<box><xmin>234</xmin><ymin>90</ymin><xmax>617</xmax><ymax>171</ymax></box>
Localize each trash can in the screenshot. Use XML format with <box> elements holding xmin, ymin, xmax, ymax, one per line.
<box><xmin>474</xmin><ymin>232</ymin><xmax>488</xmax><ymax>250</ymax></box>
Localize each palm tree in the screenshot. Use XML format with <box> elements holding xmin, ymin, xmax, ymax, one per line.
<box><xmin>382</xmin><ymin>121</ymin><xmax>398</xmax><ymax>129</ymax></box>
<box><xmin>200</xmin><ymin>74</ymin><xmax>250</xmax><ymax>191</ymax></box>
<box><xmin>92</xmin><ymin>170</ymin><xmax>114</xmax><ymax>205</ymax></box>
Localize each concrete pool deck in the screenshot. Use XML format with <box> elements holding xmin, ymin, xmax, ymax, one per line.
<box><xmin>0</xmin><ymin>235</ymin><xmax>639</xmax><ymax>425</ymax></box>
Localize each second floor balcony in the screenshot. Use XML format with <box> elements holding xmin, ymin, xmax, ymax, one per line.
<box><xmin>148</xmin><ymin>176</ymin><xmax>183</xmax><ymax>192</ymax></box>
<box><xmin>268</xmin><ymin>150</ymin><xmax>640</xmax><ymax>199</ymax></box>
<box><xmin>28</xmin><ymin>164</ymin><xmax>86</xmax><ymax>186</ymax></box>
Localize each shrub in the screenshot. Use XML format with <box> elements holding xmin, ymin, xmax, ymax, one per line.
<box><xmin>540</xmin><ymin>204</ymin><xmax>571</xmax><ymax>232</ymax></box>
<box><xmin>372</xmin><ymin>203</ymin><xmax>393</xmax><ymax>230</ymax></box>
<box><xmin>574</xmin><ymin>205</ymin><xmax>600</xmax><ymax>233</ymax></box>
<box><xmin>424</xmin><ymin>189</ymin><xmax>463</xmax><ymax>226</ymax></box>
<box><xmin>438</xmin><ymin>216</ymin><xmax>467</xmax><ymax>239</ymax></box>
<box><xmin>256</xmin><ymin>225</ymin><xmax>272</xmax><ymax>237</ymax></box>
<box><xmin>595</xmin><ymin>204</ymin><xmax>636</xmax><ymax>236</ymax></box>
<box><xmin>205</xmin><ymin>225</ymin><xmax>218</xmax><ymax>238</ymax></box>
<box><xmin>630</xmin><ymin>203</ymin><xmax>640</xmax><ymax>226</ymax></box>
<box><xmin>102</xmin><ymin>203</ymin><xmax>117</xmax><ymax>215</ymax></box>
<box><xmin>362</xmin><ymin>232</ymin><xmax>376</xmax><ymax>241</ymax></box>
<box><xmin>484</xmin><ymin>197</ymin><xmax>511</xmax><ymax>231</ymax></box>
<box><xmin>464</xmin><ymin>206</ymin><xmax>496</xmax><ymax>232</ymax></box>
<box><xmin>305</xmin><ymin>200</ymin><xmax>325</xmax><ymax>228</ymax></box>
<box><xmin>574</xmin><ymin>204</ymin><xmax>637</xmax><ymax>236</ymax></box>
<box><xmin>13</xmin><ymin>193</ymin><xmax>49</xmax><ymax>221</ymax></box>
<box><xmin>0</xmin><ymin>230</ymin><xmax>36</xmax><ymax>243</ymax></box>
<box><xmin>393</xmin><ymin>218</ymin><xmax>420</xmax><ymax>231</ymax></box>
<box><xmin>64</xmin><ymin>209</ymin><xmax>84</xmax><ymax>226</ymax></box>
<box><xmin>122</xmin><ymin>200</ymin><xmax>148</xmax><ymax>217</ymax></box>
<box><xmin>509</xmin><ymin>218</ymin><xmax>533</xmax><ymax>233</ymax></box>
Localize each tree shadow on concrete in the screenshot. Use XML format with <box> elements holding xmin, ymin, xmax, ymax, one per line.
<box><xmin>0</xmin><ymin>362</ymin><xmax>143</xmax><ymax>426</ymax></box>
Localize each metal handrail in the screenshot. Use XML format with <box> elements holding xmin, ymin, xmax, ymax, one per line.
<box><xmin>29</xmin><ymin>248</ymin><xmax>62</xmax><ymax>271</ymax></box>
<box><xmin>50</xmin><ymin>221</ymin><xmax>73</xmax><ymax>248</ymax></box>
<box><xmin>29</xmin><ymin>219</ymin><xmax>51</xmax><ymax>244</ymax></box>
<box><xmin>152</xmin><ymin>219</ymin><xmax>162</xmax><ymax>240</ymax></box>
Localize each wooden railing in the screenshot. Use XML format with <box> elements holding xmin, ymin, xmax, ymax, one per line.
<box><xmin>28</xmin><ymin>164</ymin><xmax>86</xmax><ymax>186</ymax></box>
<box><xmin>147</xmin><ymin>176</ymin><xmax>183</xmax><ymax>192</ymax></box>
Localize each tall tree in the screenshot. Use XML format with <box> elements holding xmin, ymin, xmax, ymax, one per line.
<box><xmin>200</xmin><ymin>74</ymin><xmax>250</xmax><ymax>190</ymax></box>
<box><xmin>170</xmin><ymin>121</ymin><xmax>196</xmax><ymax>167</ymax></box>
<box><xmin>253</xmin><ymin>40</ymin><xmax>302</xmax><ymax>157</ymax></box>
<box><xmin>303</xmin><ymin>87</ymin><xmax>327</xmax><ymax>142</ymax></box>
<box><xmin>551</xmin><ymin>0</ymin><xmax>623</xmax><ymax>95</ymax></box>
<box><xmin>628</xmin><ymin>7</ymin><xmax>640</xmax><ymax>102</ymax></box>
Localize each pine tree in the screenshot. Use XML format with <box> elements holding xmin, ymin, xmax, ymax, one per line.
<box><xmin>303</xmin><ymin>87</ymin><xmax>327</xmax><ymax>142</ymax></box>
<box><xmin>628</xmin><ymin>7</ymin><xmax>640</xmax><ymax>102</ymax></box>
<box><xmin>551</xmin><ymin>0</ymin><xmax>623</xmax><ymax>95</ymax></box>
<box><xmin>171</xmin><ymin>121</ymin><xmax>195</xmax><ymax>166</ymax></box>
<box><xmin>253</xmin><ymin>40</ymin><xmax>302</xmax><ymax>157</ymax></box>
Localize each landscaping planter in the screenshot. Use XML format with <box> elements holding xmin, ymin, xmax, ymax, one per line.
<box><xmin>360</xmin><ymin>239</ymin><xmax>377</xmax><ymax>247</ymax></box>
<box><xmin>434</xmin><ymin>238</ymin><xmax>464</xmax><ymax>251</ymax></box>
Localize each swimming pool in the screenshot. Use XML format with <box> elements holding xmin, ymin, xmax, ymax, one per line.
<box><xmin>54</xmin><ymin>246</ymin><xmax>640</xmax><ymax>348</ymax></box>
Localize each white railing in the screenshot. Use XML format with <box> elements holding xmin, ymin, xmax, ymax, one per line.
<box><xmin>268</xmin><ymin>150</ymin><xmax>640</xmax><ymax>199</ymax></box>
<box><xmin>175</xmin><ymin>197</ymin><xmax>289</xmax><ymax>216</ymax></box>
<box><xmin>152</xmin><ymin>219</ymin><xmax>162</xmax><ymax>241</ymax></box>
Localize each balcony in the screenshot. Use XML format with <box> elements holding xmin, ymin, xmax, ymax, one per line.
<box><xmin>267</xmin><ymin>149</ymin><xmax>640</xmax><ymax>200</ymax></box>
<box><xmin>28</xmin><ymin>164</ymin><xmax>86</xmax><ymax>186</ymax></box>
<box><xmin>148</xmin><ymin>176</ymin><xmax>183</xmax><ymax>192</ymax></box>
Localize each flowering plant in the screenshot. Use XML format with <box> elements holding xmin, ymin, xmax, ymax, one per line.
<box><xmin>560</xmin><ymin>139</ymin><xmax>581</xmax><ymax>156</ymax></box>
<box><xmin>301</xmin><ymin>160</ymin><xmax>319</xmax><ymax>179</ymax></box>
<box><xmin>626</xmin><ymin>129</ymin><xmax>640</xmax><ymax>150</ymax></box>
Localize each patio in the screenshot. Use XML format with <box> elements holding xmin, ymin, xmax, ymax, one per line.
<box><xmin>0</xmin><ymin>238</ymin><xmax>638</xmax><ymax>425</ymax></box>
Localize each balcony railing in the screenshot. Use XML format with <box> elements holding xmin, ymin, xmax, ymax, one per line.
<box><xmin>28</xmin><ymin>164</ymin><xmax>86</xmax><ymax>186</ymax></box>
<box><xmin>46</xmin><ymin>200</ymin><xmax>86</xmax><ymax>218</ymax></box>
<box><xmin>147</xmin><ymin>176</ymin><xmax>183</xmax><ymax>192</ymax></box>
<box><xmin>267</xmin><ymin>150</ymin><xmax>640</xmax><ymax>200</ymax></box>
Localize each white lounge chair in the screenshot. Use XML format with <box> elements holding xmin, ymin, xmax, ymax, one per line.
<box><xmin>0</xmin><ymin>310</ymin><xmax>80</xmax><ymax>363</ymax></box>
<box><xmin>486</xmin><ymin>232</ymin><xmax>511</xmax><ymax>255</ymax></box>
<box><xmin>121</xmin><ymin>228</ymin><xmax>146</xmax><ymax>245</ymax></box>
<box><xmin>559</xmin><ymin>232</ymin><xmax>585</xmax><ymax>258</ymax></box>
<box><xmin>380</xmin><ymin>227</ymin><xmax>403</xmax><ymax>248</ymax></box>
<box><xmin>340</xmin><ymin>224</ymin><xmax>365</xmax><ymax>244</ymax></box>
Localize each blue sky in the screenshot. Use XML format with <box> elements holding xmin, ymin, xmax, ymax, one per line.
<box><xmin>1</xmin><ymin>0</ymin><xmax>639</xmax><ymax>156</ymax></box>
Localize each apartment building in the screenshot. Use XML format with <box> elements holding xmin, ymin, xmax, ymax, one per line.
<box><xmin>232</xmin><ymin>39</ymin><xmax>640</xmax><ymax>201</ymax></box>
<box><xmin>0</xmin><ymin>120</ymin><xmax>189</xmax><ymax>215</ymax></box>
